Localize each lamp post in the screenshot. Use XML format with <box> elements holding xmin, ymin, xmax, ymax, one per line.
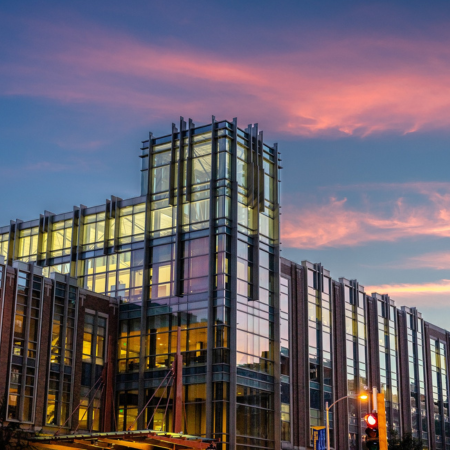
<box><xmin>325</xmin><ymin>394</ymin><xmax>368</xmax><ymax>450</ymax></box>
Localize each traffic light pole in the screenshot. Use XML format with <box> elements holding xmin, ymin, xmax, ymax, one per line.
<box><xmin>377</xmin><ymin>393</ymin><xmax>388</xmax><ymax>450</ymax></box>
<box><xmin>325</xmin><ymin>394</ymin><xmax>367</xmax><ymax>450</ymax></box>
<box><xmin>373</xmin><ymin>387</ymin><xmax>378</xmax><ymax>412</ymax></box>
<box><xmin>326</xmin><ymin>402</ymin><xmax>330</xmax><ymax>450</ymax></box>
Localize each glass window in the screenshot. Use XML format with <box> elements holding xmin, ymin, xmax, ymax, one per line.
<box><xmin>152</xmin><ymin>244</ymin><xmax>173</xmax><ymax>263</ymax></box>
<box><xmin>151</xmin><ymin>263</ymin><xmax>172</xmax><ymax>285</ymax></box>
<box><xmin>0</xmin><ymin>233</ymin><xmax>9</xmax><ymax>259</ymax></box>
<box><xmin>153</xmin><ymin>151</ymin><xmax>171</xmax><ymax>167</ymax></box>
<box><xmin>82</xmin><ymin>214</ymin><xmax>105</xmax><ymax>250</ymax></box>
<box><xmin>50</xmin><ymin>220</ymin><xmax>72</xmax><ymax>256</ymax></box>
<box><xmin>237</xmin><ymin>159</ymin><xmax>248</xmax><ymax>188</ymax></box>
<box><xmin>152</xmin><ymin>166</ymin><xmax>170</xmax><ymax>192</ymax></box>
<box><xmin>151</xmin><ymin>207</ymin><xmax>173</xmax><ymax>231</ymax></box>
<box><xmin>17</xmin><ymin>228</ymin><xmax>39</xmax><ymax>261</ymax></box>
<box><xmin>192</xmin><ymin>156</ymin><xmax>211</xmax><ymax>184</ymax></box>
<box><xmin>189</xmin><ymin>200</ymin><xmax>209</xmax><ymax>224</ymax></box>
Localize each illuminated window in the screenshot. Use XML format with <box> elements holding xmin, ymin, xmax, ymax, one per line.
<box><xmin>82</xmin><ymin>213</ymin><xmax>105</xmax><ymax>251</ymax></box>
<box><xmin>7</xmin><ymin>272</ymin><xmax>42</xmax><ymax>422</ymax></box>
<box><xmin>50</xmin><ymin>220</ymin><xmax>72</xmax><ymax>257</ymax></box>
<box><xmin>119</xmin><ymin>204</ymin><xmax>145</xmax><ymax>244</ymax></box>
<box><xmin>17</xmin><ymin>227</ymin><xmax>39</xmax><ymax>262</ymax></box>
<box><xmin>0</xmin><ymin>233</ymin><xmax>9</xmax><ymax>259</ymax></box>
<box><xmin>80</xmin><ymin>312</ymin><xmax>107</xmax><ymax>431</ymax></box>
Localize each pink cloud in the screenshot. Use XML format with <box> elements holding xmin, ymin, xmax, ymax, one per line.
<box><xmin>3</xmin><ymin>20</ymin><xmax>450</xmax><ymax>136</ymax></box>
<box><xmin>281</xmin><ymin>182</ymin><xmax>450</xmax><ymax>249</ymax></box>
<box><xmin>365</xmin><ymin>279</ymin><xmax>450</xmax><ymax>309</ymax></box>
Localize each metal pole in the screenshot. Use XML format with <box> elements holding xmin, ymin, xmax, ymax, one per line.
<box><xmin>372</xmin><ymin>387</ymin><xmax>378</xmax><ymax>412</ymax></box>
<box><xmin>172</xmin><ymin>326</ymin><xmax>183</xmax><ymax>433</ymax></box>
<box><xmin>326</xmin><ymin>401</ymin><xmax>330</xmax><ymax>450</ymax></box>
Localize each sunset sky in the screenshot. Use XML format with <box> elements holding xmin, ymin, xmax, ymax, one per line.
<box><xmin>1</xmin><ymin>1</ymin><xmax>450</xmax><ymax>326</ymax></box>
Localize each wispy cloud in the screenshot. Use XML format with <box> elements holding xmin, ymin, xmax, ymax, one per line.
<box><xmin>53</xmin><ymin>139</ymin><xmax>109</xmax><ymax>152</ymax></box>
<box><xmin>27</xmin><ymin>161</ymin><xmax>75</xmax><ymax>172</ymax></box>
<box><xmin>0</xmin><ymin>161</ymin><xmax>71</xmax><ymax>177</ymax></box>
<box><xmin>282</xmin><ymin>182</ymin><xmax>450</xmax><ymax>248</ymax></box>
<box><xmin>381</xmin><ymin>251</ymin><xmax>450</xmax><ymax>270</ymax></box>
<box><xmin>3</xmin><ymin>19</ymin><xmax>450</xmax><ymax>136</ymax></box>
<box><xmin>365</xmin><ymin>279</ymin><xmax>450</xmax><ymax>309</ymax></box>
<box><xmin>0</xmin><ymin>158</ymin><xmax>103</xmax><ymax>179</ymax></box>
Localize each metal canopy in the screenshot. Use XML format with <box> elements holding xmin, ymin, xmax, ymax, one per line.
<box><xmin>29</xmin><ymin>430</ymin><xmax>217</xmax><ymax>450</ymax></box>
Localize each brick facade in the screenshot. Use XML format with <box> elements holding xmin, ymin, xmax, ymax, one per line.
<box><xmin>0</xmin><ymin>259</ymin><xmax>117</xmax><ymax>434</ymax></box>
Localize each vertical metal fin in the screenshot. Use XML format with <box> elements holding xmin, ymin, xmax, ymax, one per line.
<box><xmin>103</xmin><ymin>199</ymin><xmax>111</xmax><ymax>255</ymax></box>
<box><xmin>251</xmin><ymin>125</ymin><xmax>260</xmax><ymax>301</ymax></box>
<box><xmin>186</xmin><ymin>119</ymin><xmax>194</xmax><ymax>203</ymax></box>
<box><xmin>12</xmin><ymin>219</ymin><xmax>22</xmax><ymax>262</ymax></box>
<box><xmin>247</xmin><ymin>124</ymin><xmax>255</xmax><ymax>209</ymax></box>
<box><xmin>71</xmin><ymin>206</ymin><xmax>80</xmax><ymax>278</ymax></box>
<box><xmin>172</xmin><ymin>327</ymin><xmax>183</xmax><ymax>433</ymax></box>
<box><xmin>205</xmin><ymin>115</ymin><xmax>217</xmax><ymax>438</ymax></box>
<box><xmin>228</xmin><ymin>117</ymin><xmax>239</xmax><ymax>448</ymax></box>
<box><xmin>38</xmin><ymin>214</ymin><xmax>45</xmax><ymax>264</ymax></box>
<box><xmin>7</xmin><ymin>220</ymin><xmax>15</xmax><ymax>265</ymax></box>
<box><xmin>174</xmin><ymin>119</ymin><xmax>187</xmax><ymax>298</ymax></box>
<box><xmin>258</xmin><ymin>131</ymin><xmax>265</xmax><ymax>213</ymax></box>
<box><xmin>138</xmin><ymin>131</ymin><xmax>153</xmax><ymax>429</ymax></box>
<box><xmin>44</xmin><ymin>211</ymin><xmax>54</xmax><ymax>267</ymax></box>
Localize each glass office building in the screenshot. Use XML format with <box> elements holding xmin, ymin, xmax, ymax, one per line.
<box><xmin>0</xmin><ymin>117</ymin><xmax>281</xmax><ymax>450</ymax></box>
<box><xmin>4</xmin><ymin>116</ymin><xmax>450</xmax><ymax>450</ymax></box>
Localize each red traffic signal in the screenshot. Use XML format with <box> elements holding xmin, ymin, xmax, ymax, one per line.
<box><xmin>364</xmin><ymin>413</ymin><xmax>379</xmax><ymax>450</ymax></box>
<box><xmin>364</xmin><ymin>413</ymin><xmax>378</xmax><ymax>428</ymax></box>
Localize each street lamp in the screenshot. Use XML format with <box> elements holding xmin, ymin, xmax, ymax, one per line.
<box><xmin>325</xmin><ymin>394</ymin><xmax>368</xmax><ymax>450</ymax></box>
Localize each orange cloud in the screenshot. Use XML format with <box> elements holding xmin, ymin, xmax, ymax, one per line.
<box><xmin>364</xmin><ymin>279</ymin><xmax>450</xmax><ymax>309</ymax></box>
<box><xmin>3</xmin><ymin>20</ymin><xmax>450</xmax><ymax>136</ymax></box>
<box><xmin>281</xmin><ymin>182</ymin><xmax>450</xmax><ymax>248</ymax></box>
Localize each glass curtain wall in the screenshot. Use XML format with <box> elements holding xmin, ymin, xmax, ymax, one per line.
<box><xmin>6</xmin><ymin>268</ymin><xmax>43</xmax><ymax>423</ymax></box>
<box><xmin>305</xmin><ymin>263</ymin><xmax>334</xmax><ymax>447</ymax></box>
<box><xmin>377</xmin><ymin>296</ymin><xmax>401</xmax><ymax>436</ymax></box>
<box><xmin>235</xmin><ymin>124</ymin><xmax>278</xmax><ymax>450</ymax></box>
<box><xmin>0</xmin><ymin>119</ymin><xmax>280</xmax><ymax>449</ymax></box>
<box><xmin>430</xmin><ymin>340</ymin><xmax>450</xmax><ymax>450</ymax></box>
<box><xmin>46</xmin><ymin>280</ymin><xmax>77</xmax><ymax>427</ymax></box>
<box><xmin>404</xmin><ymin>310</ymin><xmax>429</xmax><ymax>447</ymax></box>
<box><xmin>342</xmin><ymin>280</ymin><xmax>369</xmax><ymax>450</ymax></box>
<box><xmin>280</xmin><ymin>276</ymin><xmax>291</xmax><ymax>443</ymax></box>
<box><xmin>80</xmin><ymin>312</ymin><xmax>107</xmax><ymax>432</ymax></box>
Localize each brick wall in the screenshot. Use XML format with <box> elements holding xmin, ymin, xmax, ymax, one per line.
<box><xmin>0</xmin><ymin>264</ymin><xmax>117</xmax><ymax>434</ymax></box>
<box><xmin>0</xmin><ymin>267</ymin><xmax>17</xmax><ymax>401</ymax></box>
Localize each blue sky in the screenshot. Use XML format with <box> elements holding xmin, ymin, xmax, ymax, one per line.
<box><xmin>1</xmin><ymin>1</ymin><xmax>450</xmax><ymax>326</ymax></box>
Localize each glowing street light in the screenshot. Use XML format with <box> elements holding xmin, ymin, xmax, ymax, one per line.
<box><xmin>325</xmin><ymin>393</ymin><xmax>368</xmax><ymax>450</ymax></box>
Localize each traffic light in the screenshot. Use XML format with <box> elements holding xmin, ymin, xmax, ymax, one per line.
<box><xmin>364</xmin><ymin>413</ymin><xmax>379</xmax><ymax>450</ymax></box>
